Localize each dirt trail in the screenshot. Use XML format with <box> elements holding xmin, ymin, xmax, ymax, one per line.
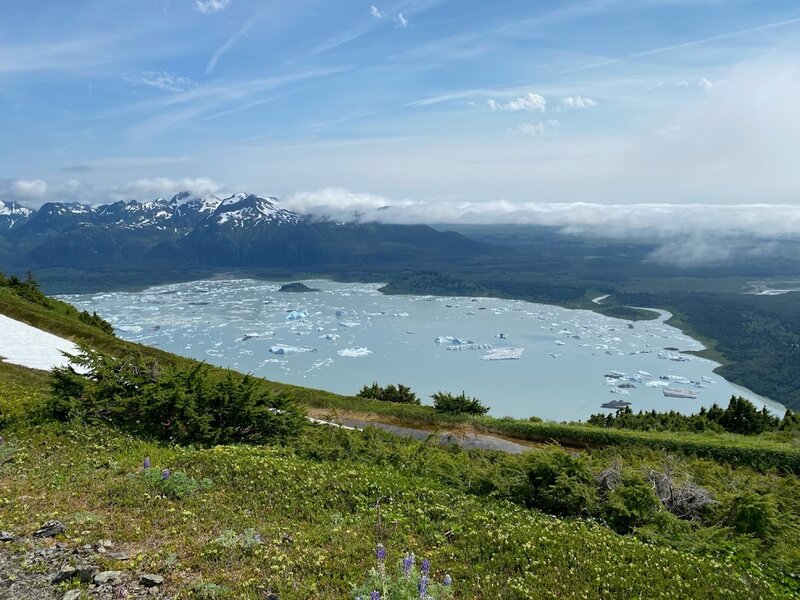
<box><xmin>308</xmin><ymin>408</ymin><xmax>541</xmax><ymax>454</ymax></box>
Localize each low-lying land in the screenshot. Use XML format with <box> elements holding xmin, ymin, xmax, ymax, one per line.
<box><xmin>2</xmin><ymin>278</ymin><xmax>800</xmax><ymax>598</ymax></box>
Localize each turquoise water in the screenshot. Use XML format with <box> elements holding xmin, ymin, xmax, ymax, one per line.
<box><xmin>60</xmin><ymin>278</ymin><xmax>785</xmax><ymax>421</ymax></box>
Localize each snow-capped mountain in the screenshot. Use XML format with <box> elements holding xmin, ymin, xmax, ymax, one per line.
<box><xmin>0</xmin><ymin>199</ymin><xmax>33</xmax><ymax>230</ymax></box>
<box><xmin>2</xmin><ymin>191</ymin><xmax>478</xmax><ymax>272</ymax></box>
<box><xmin>9</xmin><ymin>192</ymin><xmax>302</xmax><ymax>234</ymax></box>
<box><xmin>96</xmin><ymin>199</ymin><xmax>177</xmax><ymax>230</ymax></box>
<box><xmin>23</xmin><ymin>202</ymin><xmax>97</xmax><ymax>233</ymax></box>
<box><xmin>209</xmin><ymin>193</ymin><xmax>302</xmax><ymax>228</ymax></box>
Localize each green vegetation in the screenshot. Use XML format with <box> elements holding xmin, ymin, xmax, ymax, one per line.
<box><xmin>3</xmin><ymin>278</ymin><xmax>800</xmax><ymax>597</ymax></box>
<box><xmin>588</xmin><ymin>396</ymin><xmax>787</xmax><ymax>435</ymax></box>
<box><xmin>50</xmin><ymin>344</ymin><xmax>304</xmax><ymax>445</ymax></box>
<box><xmin>358</xmin><ymin>383</ymin><xmax>420</xmax><ymax>405</ymax></box>
<box><xmin>431</xmin><ymin>391</ymin><xmax>489</xmax><ymax>416</ymax></box>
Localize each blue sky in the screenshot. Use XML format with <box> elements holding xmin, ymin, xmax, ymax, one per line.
<box><xmin>2</xmin><ymin>0</ymin><xmax>800</xmax><ymax>222</ymax></box>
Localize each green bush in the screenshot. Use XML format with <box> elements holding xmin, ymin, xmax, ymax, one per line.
<box><xmin>602</xmin><ymin>474</ymin><xmax>662</xmax><ymax>533</ymax></box>
<box><xmin>49</xmin><ymin>344</ymin><xmax>305</xmax><ymax>445</ymax></box>
<box><xmin>431</xmin><ymin>391</ymin><xmax>489</xmax><ymax>415</ymax></box>
<box><xmin>358</xmin><ymin>383</ymin><xmax>420</xmax><ymax>405</ymax></box>
<box><xmin>725</xmin><ymin>491</ymin><xmax>779</xmax><ymax>539</ymax></box>
<box><xmin>504</xmin><ymin>449</ymin><xmax>598</xmax><ymax>516</ymax></box>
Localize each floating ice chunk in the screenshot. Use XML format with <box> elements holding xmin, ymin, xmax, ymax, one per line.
<box><xmin>320</xmin><ymin>333</ymin><xmax>340</xmax><ymax>341</ymax></box>
<box><xmin>269</xmin><ymin>344</ymin><xmax>316</xmax><ymax>355</ymax></box>
<box><xmin>117</xmin><ymin>325</ymin><xmax>143</xmax><ymax>333</ymax></box>
<box><xmin>481</xmin><ymin>347</ymin><xmax>524</xmax><ymax>361</ymax></box>
<box><xmin>339</xmin><ymin>321</ymin><xmax>361</xmax><ymax>328</ymax></box>
<box><xmin>335</xmin><ymin>309</ymin><xmax>357</xmax><ymax>317</ymax></box>
<box><xmin>435</xmin><ymin>336</ymin><xmax>475</xmax><ymax>345</ymax></box>
<box><xmin>286</xmin><ymin>310</ymin><xmax>308</xmax><ymax>321</ymax></box>
<box><xmin>337</xmin><ymin>347</ymin><xmax>372</xmax><ymax>358</ymax></box>
<box><xmin>555</xmin><ymin>340</ymin><xmax>566</xmax><ymax>346</ymax></box>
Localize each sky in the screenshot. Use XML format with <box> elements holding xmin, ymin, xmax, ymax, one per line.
<box><xmin>2</xmin><ymin>0</ymin><xmax>800</xmax><ymax>230</ymax></box>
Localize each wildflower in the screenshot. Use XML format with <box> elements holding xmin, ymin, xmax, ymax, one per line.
<box><xmin>403</xmin><ymin>553</ymin><xmax>415</xmax><ymax>577</ymax></box>
<box><xmin>143</xmin><ymin>456</ymin><xmax>151</xmax><ymax>469</ymax></box>
<box><xmin>376</xmin><ymin>543</ymin><xmax>386</xmax><ymax>562</ymax></box>
<box><xmin>161</xmin><ymin>468</ymin><xmax>171</xmax><ymax>480</ymax></box>
<box><xmin>418</xmin><ymin>575</ymin><xmax>428</xmax><ymax>598</ymax></box>
<box><xmin>370</xmin><ymin>591</ymin><xmax>381</xmax><ymax>600</ymax></box>
<box><xmin>421</xmin><ymin>559</ymin><xmax>430</xmax><ymax>575</ymax></box>
<box><xmin>443</xmin><ymin>574</ymin><xmax>452</xmax><ymax>587</ymax></box>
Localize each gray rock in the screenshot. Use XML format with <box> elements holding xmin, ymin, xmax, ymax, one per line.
<box><xmin>34</xmin><ymin>520</ymin><xmax>65</xmax><ymax>538</ymax></box>
<box><xmin>52</xmin><ymin>564</ymin><xmax>77</xmax><ymax>584</ymax></box>
<box><xmin>140</xmin><ymin>574</ymin><xmax>164</xmax><ymax>587</ymax></box>
<box><xmin>63</xmin><ymin>591</ymin><xmax>82</xmax><ymax>600</ymax></box>
<box><xmin>93</xmin><ymin>570</ymin><xmax>124</xmax><ymax>585</ymax></box>
<box><xmin>0</xmin><ymin>531</ymin><xmax>15</xmax><ymax>542</ymax></box>
<box><xmin>75</xmin><ymin>564</ymin><xmax>99</xmax><ymax>583</ymax></box>
<box><xmin>107</xmin><ymin>551</ymin><xmax>130</xmax><ymax>561</ymax></box>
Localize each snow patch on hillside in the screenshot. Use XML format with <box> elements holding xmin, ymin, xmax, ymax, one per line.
<box><xmin>0</xmin><ymin>314</ymin><xmax>81</xmax><ymax>371</ymax></box>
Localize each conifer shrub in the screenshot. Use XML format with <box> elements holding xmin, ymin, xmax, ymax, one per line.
<box><xmin>431</xmin><ymin>391</ymin><xmax>489</xmax><ymax>415</ymax></box>
<box><xmin>357</xmin><ymin>383</ymin><xmax>420</xmax><ymax>405</ymax></box>
<box><xmin>49</xmin><ymin>344</ymin><xmax>304</xmax><ymax>445</ymax></box>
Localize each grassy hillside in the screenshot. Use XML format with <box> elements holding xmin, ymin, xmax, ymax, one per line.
<box><xmin>2</xmin><ymin>285</ymin><xmax>800</xmax><ymax>598</ymax></box>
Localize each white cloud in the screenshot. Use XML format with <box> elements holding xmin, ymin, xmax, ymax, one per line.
<box><xmin>11</xmin><ymin>179</ymin><xmax>48</xmax><ymax>199</ymax></box>
<box><xmin>488</xmin><ymin>93</ymin><xmax>546</xmax><ymax>112</ymax></box>
<box><xmin>283</xmin><ymin>188</ymin><xmax>800</xmax><ymax>241</ymax></box>
<box><xmin>515</xmin><ymin>119</ymin><xmax>559</xmax><ymax>136</ymax></box>
<box><xmin>111</xmin><ymin>177</ymin><xmax>222</xmax><ymax>200</ymax></box>
<box><xmin>195</xmin><ymin>0</ymin><xmax>231</xmax><ymax>14</ymax></box>
<box><xmin>128</xmin><ymin>71</ymin><xmax>197</xmax><ymax>93</ymax></box>
<box><xmin>560</xmin><ymin>95</ymin><xmax>598</xmax><ymax>109</ymax></box>
<box><xmin>370</xmin><ymin>5</ymin><xmax>382</xmax><ymax>18</ymax></box>
<box><xmin>396</xmin><ymin>13</ymin><xmax>409</xmax><ymax>28</ymax></box>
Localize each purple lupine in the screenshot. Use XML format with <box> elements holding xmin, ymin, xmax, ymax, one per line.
<box><xmin>421</xmin><ymin>559</ymin><xmax>430</xmax><ymax>575</ymax></box>
<box><xmin>143</xmin><ymin>456</ymin><xmax>151</xmax><ymax>469</ymax></box>
<box><xmin>418</xmin><ymin>575</ymin><xmax>429</xmax><ymax>598</ymax></box>
<box><xmin>376</xmin><ymin>543</ymin><xmax>386</xmax><ymax>562</ymax></box>
<box><xmin>161</xmin><ymin>468</ymin><xmax>171</xmax><ymax>480</ymax></box>
<box><xmin>403</xmin><ymin>553</ymin><xmax>414</xmax><ymax>577</ymax></box>
<box><xmin>443</xmin><ymin>574</ymin><xmax>453</xmax><ymax>587</ymax></box>
<box><xmin>370</xmin><ymin>591</ymin><xmax>381</xmax><ymax>600</ymax></box>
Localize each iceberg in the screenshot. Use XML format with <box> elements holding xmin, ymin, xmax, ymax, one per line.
<box><xmin>335</xmin><ymin>309</ymin><xmax>357</xmax><ymax>317</ymax></box>
<box><xmin>286</xmin><ymin>310</ymin><xmax>308</xmax><ymax>321</ymax></box>
<box><xmin>269</xmin><ymin>344</ymin><xmax>316</xmax><ymax>355</ymax></box>
<box><xmin>337</xmin><ymin>347</ymin><xmax>372</xmax><ymax>358</ymax></box>
<box><xmin>435</xmin><ymin>336</ymin><xmax>475</xmax><ymax>345</ymax></box>
<box><xmin>481</xmin><ymin>347</ymin><xmax>524</xmax><ymax>361</ymax></box>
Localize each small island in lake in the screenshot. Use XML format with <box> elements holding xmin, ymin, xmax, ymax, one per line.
<box><xmin>278</xmin><ymin>282</ymin><xmax>320</xmax><ymax>293</ymax></box>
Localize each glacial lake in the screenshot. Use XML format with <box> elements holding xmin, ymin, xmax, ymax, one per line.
<box><xmin>60</xmin><ymin>278</ymin><xmax>785</xmax><ymax>421</ymax></box>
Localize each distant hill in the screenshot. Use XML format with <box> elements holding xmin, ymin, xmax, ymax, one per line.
<box><xmin>0</xmin><ymin>191</ymin><xmax>480</xmax><ymax>271</ymax></box>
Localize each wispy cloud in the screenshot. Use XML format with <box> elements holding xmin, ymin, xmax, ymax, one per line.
<box><xmin>488</xmin><ymin>93</ymin><xmax>547</xmax><ymax>112</ymax></box>
<box><xmin>514</xmin><ymin>119</ymin><xmax>560</xmax><ymax>136</ymax></box>
<box><xmin>370</xmin><ymin>5</ymin><xmax>383</xmax><ymax>18</ymax></box>
<box><xmin>207</xmin><ymin>9</ymin><xmax>265</xmax><ymax>74</ymax></box>
<box><xmin>126</xmin><ymin>71</ymin><xmax>197</xmax><ymax>93</ymax></box>
<box><xmin>125</xmin><ymin>68</ymin><xmax>348</xmax><ymax>140</ymax></box>
<box><xmin>396</xmin><ymin>13</ymin><xmax>409</xmax><ymax>28</ymax></box>
<box><xmin>196</xmin><ymin>0</ymin><xmax>232</xmax><ymax>14</ymax></box>
<box><xmin>64</xmin><ymin>156</ymin><xmax>192</xmax><ymax>172</ymax></box>
<box><xmin>562</xmin><ymin>16</ymin><xmax>800</xmax><ymax>74</ymax></box>
<box><xmin>560</xmin><ymin>96</ymin><xmax>598</xmax><ymax>109</ymax></box>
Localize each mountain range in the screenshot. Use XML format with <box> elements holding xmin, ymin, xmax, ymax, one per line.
<box><xmin>0</xmin><ymin>192</ymin><xmax>478</xmax><ymax>272</ymax></box>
